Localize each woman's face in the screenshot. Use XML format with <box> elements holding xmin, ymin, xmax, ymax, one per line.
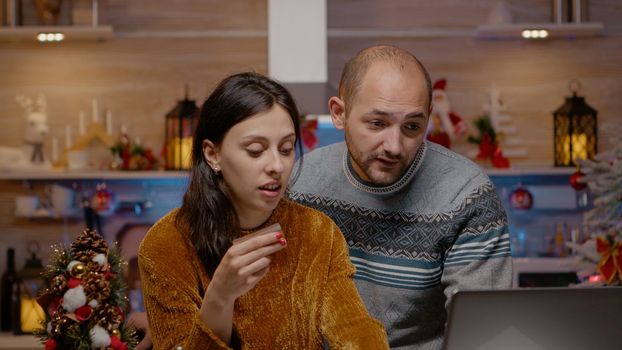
<box><xmin>205</xmin><ymin>104</ymin><xmax>296</xmax><ymax>224</ymax></box>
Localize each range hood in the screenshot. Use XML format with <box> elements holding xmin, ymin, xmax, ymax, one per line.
<box><xmin>282</xmin><ymin>82</ymin><xmax>337</xmax><ymax>115</ymax></box>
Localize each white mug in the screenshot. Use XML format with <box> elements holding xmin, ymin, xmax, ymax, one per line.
<box><xmin>48</xmin><ymin>184</ymin><xmax>75</xmax><ymax>214</ymax></box>
<box><xmin>15</xmin><ymin>196</ymin><xmax>39</xmax><ymax>217</ymax></box>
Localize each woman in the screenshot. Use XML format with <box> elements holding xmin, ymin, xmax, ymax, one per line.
<box><xmin>138</xmin><ymin>72</ymin><xmax>388</xmax><ymax>349</ymax></box>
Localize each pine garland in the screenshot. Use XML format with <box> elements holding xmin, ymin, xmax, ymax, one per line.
<box><xmin>36</xmin><ymin>229</ymin><xmax>137</xmax><ymax>349</ymax></box>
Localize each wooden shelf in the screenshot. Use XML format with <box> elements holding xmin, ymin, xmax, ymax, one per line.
<box><xmin>476</xmin><ymin>22</ymin><xmax>604</xmax><ymax>40</ymax></box>
<box><xmin>486</xmin><ymin>166</ymin><xmax>576</xmax><ymax>176</ymax></box>
<box><xmin>0</xmin><ymin>167</ymin><xmax>575</xmax><ymax>181</ymax></box>
<box><xmin>0</xmin><ymin>170</ymin><xmax>188</xmax><ymax>180</ymax></box>
<box><xmin>0</xmin><ymin>25</ymin><xmax>114</xmax><ymax>42</ymax></box>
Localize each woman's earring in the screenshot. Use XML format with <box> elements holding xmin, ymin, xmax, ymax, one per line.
<box><xmin>212</xmin><ymin>166</ymin><xmax>220</xmax><ymax>174</ymax></box>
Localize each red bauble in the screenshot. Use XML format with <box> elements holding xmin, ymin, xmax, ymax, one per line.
<box><xmin>570</xmin><ymin>170</ymin><xmax>587</xmax><ymax>191</ymax></box>
<box><xmin>45</xmin><ymin>339</ymin><xmax>58</xmax><ymax>350</ymax></box>
<box><xmin>509</xmin><ymin>185</ymin><xmax>533</xmax><ymax>210</ymax></box>
<box><xmin>110</xmin><ymin>336</ymin><xmax>129</xmax><ymax>350</ymax></box>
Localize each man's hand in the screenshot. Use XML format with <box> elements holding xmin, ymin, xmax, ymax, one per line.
<box><xmin>127</xmin><ymin>312</ymin><xmax>152</xmax><ymax>350</ymax></box>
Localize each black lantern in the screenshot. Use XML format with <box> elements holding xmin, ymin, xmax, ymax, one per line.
<box><xmin>165</xmin><ymin>85</ymin><xmax>199</xmax><ymax>170</ymax></box>
<box><xmin>553</xmin><ymin>80</ymin><xmax>598</xmax><ymax>167</ymax></box>
<box><xmin>14</xmin><ymin>242</ymin><xmax>45</xmax><ymax>334</ymax></box>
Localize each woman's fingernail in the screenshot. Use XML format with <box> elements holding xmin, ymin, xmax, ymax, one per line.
<box><xmin>279</xmin><ymin>238</ymin><xmax>287</xmax><ymax>246</ymax></box>
<box><xmin>275</xmin><ymin>232</ymin><xmax>283</xmax><ymax>240</ymax></box>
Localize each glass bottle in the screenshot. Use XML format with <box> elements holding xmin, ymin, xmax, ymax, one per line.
<box><xmin>1</xmin><ymin>248</ymin><xmax>17</xmax><ymax>331</ymax></box>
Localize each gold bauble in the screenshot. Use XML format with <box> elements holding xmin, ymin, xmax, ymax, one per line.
<box><xmin>70</xmin><ymin>262</ymin><xmax>86</xmax><ymax>277</ymax></box>
<box><xmin>111</xmin><ymin>328</ymin><xmax>120</xmax><ymax>337</ymax></box>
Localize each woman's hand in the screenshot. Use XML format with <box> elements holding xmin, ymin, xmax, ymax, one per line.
<box><xmin>199</xmin><ymin>231</ymin><xmax>286</xmax><ymax>344</ymax></box>
<box><xmin>126</xmin><ymin>312</ymin><xmax>152</xmax><ymax>350</ymax></box>
<box><xmin>206</xmin><ymin>231</ymin><xmax>286</xmax><ymax>305</ymax></box>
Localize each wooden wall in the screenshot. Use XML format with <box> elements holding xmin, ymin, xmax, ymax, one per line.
<box><xmin>0</xmin><ymin>0</ymin><xmax>267</xmax><ymax>266</ymax></box>
<box><xmin>327</xmin><ymin>0</ymin><xmax>622</xmax><ymax>163</ymax></box>
<box><xmin>1</xmin><ymin>0</ymin><xmax>621</xmax><ymax>265</ymax></box>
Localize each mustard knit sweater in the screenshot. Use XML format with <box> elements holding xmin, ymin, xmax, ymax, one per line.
<box><xmin>138</xmin><ymin>199</ymin><xmax>388</xmax><ymax>349</ymax></box>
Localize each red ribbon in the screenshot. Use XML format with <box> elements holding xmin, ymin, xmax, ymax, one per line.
<box><xmin>596</xmin><ymin>235</ymin><xmax>622</xmax><ymax>285</ymax></box>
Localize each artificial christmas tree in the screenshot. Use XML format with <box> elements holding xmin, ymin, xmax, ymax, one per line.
<box><xmin>35</xmin><ymin>229</ymin><xmax>137</xmax><ymax>349</ymax></box>
<box><xmin>567</xmin><ymin>127</ymin><xmax>622</xmax><ymax>286</ymax></box>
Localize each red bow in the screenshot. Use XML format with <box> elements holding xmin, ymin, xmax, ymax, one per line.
<box><xmin>596</xmin><ymin>235</ymin><xmax>622</xmax><ymax>285</ymax></box>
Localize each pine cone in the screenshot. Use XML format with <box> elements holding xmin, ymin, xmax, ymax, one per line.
<box><xmin>83</xmin><ymin>271</ymin><xmax>110</xmax><ymax>303</ymax></box>
<box><xmin>49</xmin><ymin>312</ymin><xmax>73</xmax><ymax>338</ymax></box>
<box><xmin>50</xmin><ymin>275</ymin><xmax>67</xmax><ymax>295</ymax></box>
<box><xmin>71</xmin><ymin>229</ymin><xmax>108</xmax><ymax>263</ymax></box>
<box><xmin>94</xmin><ymin>304</ymin><xmax>123</xmax><ymax>332</ymax></box>
<box><xmin>73</xmin><ymin>250</ymin><xmax>95</xmax><ymax>264</ymax></box>
<box><xmin>87</xmin><ymin>260</ymin><xmax>103</xmax><ymax>273</ymax></box>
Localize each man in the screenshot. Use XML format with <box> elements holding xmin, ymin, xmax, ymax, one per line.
<box><xmin>288</xmin><ymin>45</ymin><xmax>512</xmax><ymax>349</ymax></box>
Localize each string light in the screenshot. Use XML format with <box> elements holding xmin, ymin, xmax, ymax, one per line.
<box><xmin>521</xmin><ymin>29</ymin><xmax>549</xmax><ymax>39</ymax></box>
<box><xmin>37</xmin><ymin>32</ymin><xmax>65</xmax><ymax>42</ymax></box>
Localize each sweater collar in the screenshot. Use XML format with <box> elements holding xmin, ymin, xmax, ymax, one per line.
<box><xmin>342</xmin><ymin>141</ymin><xmax>427</xmax><ymax>195</ymax></box>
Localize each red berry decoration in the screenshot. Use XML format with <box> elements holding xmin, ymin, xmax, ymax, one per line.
<box><xmin>570</xmin><ymin>169</ymin><xmax>587</xmax><ymax>191</ymax></box>
<box><xmin>509</xmin><ymin>185</ymin><xmax>533</xmax><ymax>211</ymax></box>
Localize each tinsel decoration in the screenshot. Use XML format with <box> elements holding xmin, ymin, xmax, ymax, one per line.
<box><xmin>35</xmin><ymin>229</ymin><xmax>137</xmax><ymax>349</ymax></box>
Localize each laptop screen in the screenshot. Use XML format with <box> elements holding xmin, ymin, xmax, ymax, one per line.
<box><xmin>443</xmin><ymin>287</ymin><xmax>622</xmax><ymax>350</ymax></box>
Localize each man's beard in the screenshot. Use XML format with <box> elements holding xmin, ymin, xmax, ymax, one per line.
<box><xmin>345</xmin><ymin>133</ymin><xmax>410</xmax><ymax>186</ymax></box>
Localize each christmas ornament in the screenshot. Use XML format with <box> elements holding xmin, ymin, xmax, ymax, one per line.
<box><xmin>44</xmin><ymin>338</ymin><xmax>57</xmax><ymax>350</ymax></box>
<box><xmin>34</xmin><ymin>229</ymin><xmax>138</xmax><ymax>348</ymax></box>
<box><xmin>69</xmin><ymin>261</ymin><xmax>86</xmax><ymax>278</ymax></box>
<box><xmin>426</xmin><ymin>78</ymin><xmax>466</xmax><ymax>149</ymax></box>
<box><xmin>596</xmin><ymin>235</ymin><xmax>622</xmax><ymax>285</ymax></box>
<box><xmin>301</xmin><ymin>117</ymin><xmax>319</xmax><ymax>151</ymax></box>
<box><xmin>569</xmin><ymin>168</ymin><xmax>587</xmax><ymax>191</ymax></box>
<box><xmin>468</xmin><ymin>117</ymin><xmax>510</xmax><ymax>168</ymax></box>
<box><xmin>92</xmin><ymin>183</ymin><xmax>115</xmax><ymax>215</ymax></box>
<box><xmin>90</xmin><ymin>324</ymin><xmax>111</xmax><ymax>348</ymax></box>
<box><xmin>509</xmin><ymin>184</ymin><xmax>533</xmax><ymax>210</ymax></box>
<box><xmin>74</xmin><ymin>305</ymin><xmax>93</xmax><ymax>321</ymax></box>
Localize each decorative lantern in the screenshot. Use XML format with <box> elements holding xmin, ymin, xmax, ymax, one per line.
<box><xmin>14</xmin><ymin>242</ymin><xmax>45</xmax><ymax>334</ymax></box>
<box><xmin>553</xmin><ymin>80</ymin><xmax>598</xmax><ymax>167</ymax></box>
<box><xmin>164</xmin><ymin>85</ymin><xmax>199</xmax><ymax>170</ymax></box>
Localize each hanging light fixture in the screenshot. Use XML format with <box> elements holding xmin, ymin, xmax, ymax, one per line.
<box><xmin>553</xmin><ymin>80</ymin><xmax>598</xmax><ymax>167</ymax></box>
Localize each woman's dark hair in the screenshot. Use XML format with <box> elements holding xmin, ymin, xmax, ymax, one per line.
<box><xmin>176</xmin><ymin>72</ymin><xmax>303</xmax><ymax>277</ymax></box>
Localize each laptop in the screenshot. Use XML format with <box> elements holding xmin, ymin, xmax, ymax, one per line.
<box><xmin>443</xmin><ymin>287</ymin><xmax>622</xmax><ymax>350</ymax></box>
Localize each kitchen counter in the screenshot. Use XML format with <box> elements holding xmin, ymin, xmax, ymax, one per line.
<box><xmin>0</xmin><ymin>333</ymin><xmax>41</xmax><ymax>350</ymax></box>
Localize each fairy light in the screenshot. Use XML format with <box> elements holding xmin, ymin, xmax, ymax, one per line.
<box><xmin>521</xmin><ymin>29</ymin><xmax>549</xmax><ymax>39</ymax></box>
<box><xmin>37</xmin><ymin>32</ymin><xmax>65</xmax><ymax>42</ymax></box>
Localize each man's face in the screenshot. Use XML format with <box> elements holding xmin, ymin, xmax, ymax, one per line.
<box><xmin>331</xmin><ymin>61</ymin><xmax>430</xmax><ymax>185</ymax></box>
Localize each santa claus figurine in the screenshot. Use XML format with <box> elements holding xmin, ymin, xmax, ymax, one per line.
<box><xmin>426</xmin><ymin>79</ymin><xmax>467</xmax><ymax>149</ymax></box>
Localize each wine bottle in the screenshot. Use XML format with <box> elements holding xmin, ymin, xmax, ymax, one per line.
<box><xmin>1</xmin><ymin>248</ymin><xmax>17</xmax><ymax>331</ymax></box>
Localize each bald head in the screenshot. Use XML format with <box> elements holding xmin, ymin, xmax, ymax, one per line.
<box><xmin>338</xmin><ymin>45</ymin><xmax>432</xmax><ymax>114</ymax></box>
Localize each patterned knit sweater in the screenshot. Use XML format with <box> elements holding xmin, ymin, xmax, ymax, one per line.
<box><xmin>288</xmin><ymin>141</ymin><xmax>513</xmax><ymax>349</ymax></box>
<box><xmin>138</xmin><ymin>199</ymin><xmax>388</xmax><ymax>349</ymax></box>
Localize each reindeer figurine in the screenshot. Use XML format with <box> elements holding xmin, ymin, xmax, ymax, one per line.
<box><xmin>0</xmin><ymin>94</ymin><xmax>52</xmax><ymax>171</ymax></box>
